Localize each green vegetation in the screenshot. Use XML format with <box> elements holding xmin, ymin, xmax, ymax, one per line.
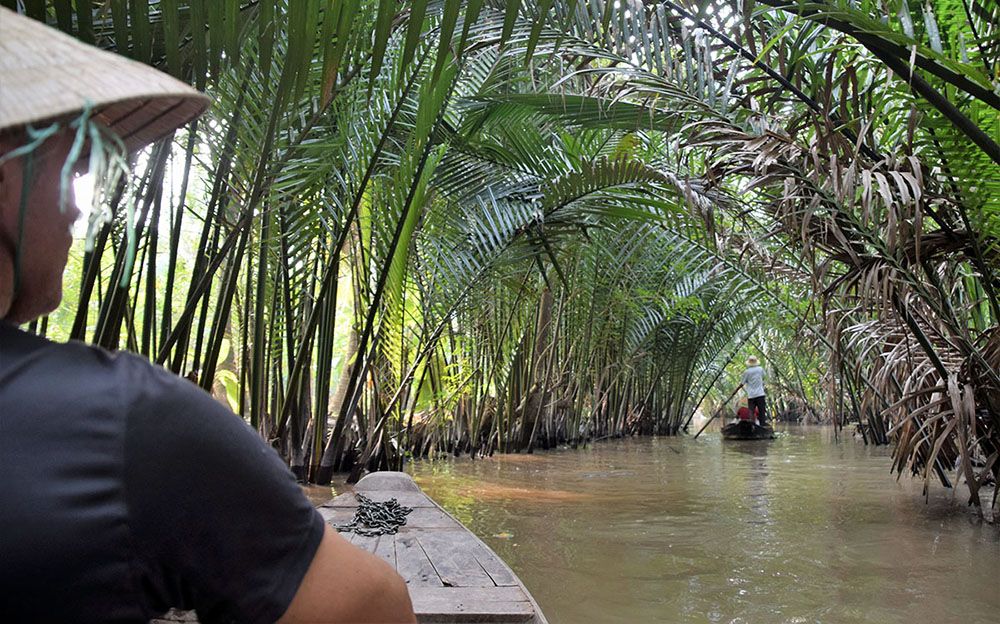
<box><xmin>17</xmin><ymin>0</ymin><xmax>999</xmax><ymax>512</ymax></box>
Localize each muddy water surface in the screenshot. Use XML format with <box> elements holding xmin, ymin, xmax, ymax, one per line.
<box><xmin>408</xmin><ymin>425</ymin><xmax>1000</xmax><ymax>624</ymax></box>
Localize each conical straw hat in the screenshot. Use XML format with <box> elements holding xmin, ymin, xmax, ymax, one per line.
<box><xmin>0</xmin><ymin>7</ymin><xmax>210</xmax><ymax>153</ymax></box>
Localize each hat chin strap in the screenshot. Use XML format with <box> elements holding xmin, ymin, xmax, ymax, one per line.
<box><xmin>0</xmin><ymin>228</ymin><xmax>17</xmax><ymax>320</ymax></box>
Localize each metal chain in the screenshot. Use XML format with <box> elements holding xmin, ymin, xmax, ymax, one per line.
<box><xmin>334</xmin><ymin>493</ymin><xmax>413</xmax><ymax>537</ymax></box>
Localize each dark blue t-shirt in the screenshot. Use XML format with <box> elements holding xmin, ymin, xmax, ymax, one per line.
<box><xmin>0</xmin><ymin>322</ymin><xmax>326</xmax><ymax>623</ymax></box>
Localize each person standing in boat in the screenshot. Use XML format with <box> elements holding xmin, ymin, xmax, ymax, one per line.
<box><xmin>741</xmin><ymin>356</ymin><xmax>767</xmax><ymax>425</ymax></box>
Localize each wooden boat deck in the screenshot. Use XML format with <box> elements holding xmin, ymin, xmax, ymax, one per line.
<box><xmin>318</xmin><ymin>471</ymin><xmax>547</xmax><ymax>624</ymax></box>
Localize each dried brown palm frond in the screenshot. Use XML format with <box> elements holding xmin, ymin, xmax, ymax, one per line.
<box><xmin>821</xmin><ymin>260</ymin><xmax>999</xmax><ymax>506</ymax></box>
<box><xmin>669</xmin><ymin>74</ymin><xmax>1000</xmax><ymax>511</ymax></box>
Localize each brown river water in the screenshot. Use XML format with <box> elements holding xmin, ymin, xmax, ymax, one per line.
<box><xmin>401</xmin><ymin>425</ymin><xmax>999</xmax><ymax>624</ymax></box>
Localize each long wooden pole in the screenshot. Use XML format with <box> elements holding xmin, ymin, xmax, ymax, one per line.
<box><xmin>693</xmin><ymin>384</ymin><xmax>743</xmax><ymax>439</ymax></box>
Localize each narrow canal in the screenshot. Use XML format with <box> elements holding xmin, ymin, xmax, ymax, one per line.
<box><xmin>408</xmin><ymin>425</ymin><xmax>1000</xmax><ymax>624</ymax></box>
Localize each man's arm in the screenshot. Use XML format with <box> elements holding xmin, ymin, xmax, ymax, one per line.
<box><xmin>121</xmin><ymin>357</ymin><xmax>415</xmax><ymax>623</ymax></box>
<box><xmin>278</xmin><ymin>525</ymin><xmax>416</xmax><ymax>624</ymax></box>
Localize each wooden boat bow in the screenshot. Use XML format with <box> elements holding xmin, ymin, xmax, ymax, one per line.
<box><xmin>319</xmin><ymin>471</ymin><xmax>548</xmax><ymax>624</ymax></box>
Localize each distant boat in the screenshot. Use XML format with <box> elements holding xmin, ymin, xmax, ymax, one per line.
<box><xmin>722</xmin><ymin>420</ymin><xmax>775</xmax><ymax>440</ymax></box>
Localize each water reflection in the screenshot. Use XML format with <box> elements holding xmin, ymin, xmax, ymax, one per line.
<box><xmin>410</xmin><ymin>426</ymin><xmax>1000</xmax><ymax>624</ymax></box>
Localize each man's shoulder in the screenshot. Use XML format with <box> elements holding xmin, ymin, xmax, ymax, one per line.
<box><xmin>2</xmin><ymin>324</ymin><xmax>122</xmax><ymax>400</ymax></box>
<box><xmin>2</xmin><ymin>321</ymin><xmax>136</xmax><ymax>371</ymax></box>
<box><xmin>0</xmin><ymin>322</ymin><xmax>205</xmax><ymax>416</ymax></box>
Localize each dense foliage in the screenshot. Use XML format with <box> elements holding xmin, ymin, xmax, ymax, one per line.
<box><xmin>12</xmin><ymin>0</ymin><xmax>998</xmax><ymax>512</ymax></box>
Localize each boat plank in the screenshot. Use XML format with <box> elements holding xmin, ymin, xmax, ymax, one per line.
<box><xmin>350</xmin><ymin>533</ymin><xmax>380</xmax><ymax>550</ymax></box>
<box><xmin>402</xmin><ymin>507</ymin><xmax>465</xmax><ymax>530</ymax></box>
<box><xmin>396</xmin><ymin>533</ymin><xmax>445</xmax><ymax>587</ymax></box>
<box><xmin>374</xmin><ymin>534</ymin><xmax>397</xmax><ymax>568</ymax></box>
<box><xmin>316</xmin><ymin>506</ymin><xmax>355</xmax><ymax>525</ymax></box>
<box><xmin>409</xmin><ymin>587</ymin><xmax>534</xmax><ymax>623</ymax></box>
<box><xmin>427</xmin><ymin>530</ymin><xmax>518</xmax><ymax>585</ymax></box>
<box><xmin>322</xmin><ymin>491</ymin><xmax>438</xmax><ymax>509</ymax></box>
<box><xmin>417</xmin><ymin>530</ymin><xmax>496</xmax><ymax>588</ymax></box>
<box><xmin>320</xmin><ymin>503</ymin><xmax>457</xmax><ymax>530</ymax></box>
<box><xmin>151</xmin><ymin>610</ymin><xmax>198</xmax><ymax>623</ymax></box>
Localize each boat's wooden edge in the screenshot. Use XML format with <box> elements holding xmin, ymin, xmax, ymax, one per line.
<box><xmin>721</xmin><ymin>421</ymin><xmax>776</xmax><ymax>440</ymax></box>
<box><xmin>349</xmin><ymin>471</ymin><xmax>549</xmax><ymax>624</ymax></box>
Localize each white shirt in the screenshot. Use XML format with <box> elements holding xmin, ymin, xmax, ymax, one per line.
<box><xmin>741</xmin><ymin>366</ymin><xmax>765</xmax><ymax>398</ymax></box>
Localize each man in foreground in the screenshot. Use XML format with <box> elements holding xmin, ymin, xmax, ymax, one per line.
<box><xmin>0</xmin><ymin>8</ymin><xmax>415</xmax><ymax>623</ymax></box>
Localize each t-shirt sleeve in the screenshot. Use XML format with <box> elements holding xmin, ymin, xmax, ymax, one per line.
<box><xmin>121</xmin><ymin>356</ymin><xmax>326</xmax><ymax>624</ymax></box>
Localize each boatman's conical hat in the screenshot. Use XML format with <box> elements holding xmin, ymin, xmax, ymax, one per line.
<box><xmin>0</xmin><ymin>7</ymin><xmax>210</xmax><ymax>152</ymax></box>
